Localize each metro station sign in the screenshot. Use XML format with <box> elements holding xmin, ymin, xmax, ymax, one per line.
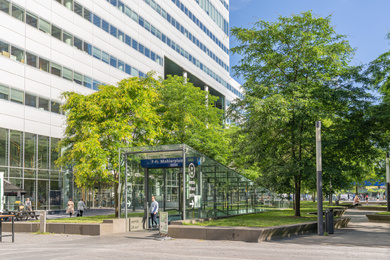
<box><xmin>140</xmin><ymin>157</ymin><xmax>201</xmax><ymax>168</ymax></box>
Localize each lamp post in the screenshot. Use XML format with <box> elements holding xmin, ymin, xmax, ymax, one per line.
<box><xmin>386</xmin><ymin>153</ymin><xmax>390</xmax><ymax>212</ymax></box>
<box><xmin>316</xmin><ymin>121</ymin><xmax>323</xmax><ymax>235</ymax></box>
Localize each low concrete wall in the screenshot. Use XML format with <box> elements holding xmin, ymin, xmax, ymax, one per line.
<box><xmin>1</xmin><ymin>219</ymin><xmax>129</xmax><ymax>236</ymax></box>
<box><xmin>169</xmin><ymin>218</ymin><xmax>350</xmax><ymax>242</ymax></box>
<box><xmin>129</xmin><ymin>217</ymin><xmax>143</xmax><ymax>231</ymax></box>
<box><xmin>357</xmin><ymin>206</ymin><xmax>387</xmax><ymax>211</ymax></box>
<box><xmin>366</xmin><ymin>214</ymin><xmax>390</xmax><ymax>223</ymax></box>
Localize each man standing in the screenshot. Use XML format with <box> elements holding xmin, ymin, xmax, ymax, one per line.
<box><xmin>77</xmin><ymin>198</ymin><xmax>87</xmax><ymax>217</ymax></box>
<box><xmin>150</xmin><ymin>196</ymin><xmax>159</xmax><ymax>228</ymax></box>
<box><xmin>25</xmin><ymin>198</ymin><xmax>32</xmax><ymax>211</ymax></box>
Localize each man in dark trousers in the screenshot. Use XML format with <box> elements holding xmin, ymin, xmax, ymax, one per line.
<box><xmin>150</xmin><ymin>196</ymin><xmax>159</xmax><ymax>228</ymax></box>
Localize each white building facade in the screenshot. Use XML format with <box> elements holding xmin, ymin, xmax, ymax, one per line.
<box><xmin>0</xmin><ymin>0</ymin><xmax>241</xmax><ymax>210</ymax></box>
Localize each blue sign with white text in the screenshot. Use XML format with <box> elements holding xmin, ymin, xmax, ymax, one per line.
<box><xmin>140</xmin><ymin>157</ymin><xmax>201</xmax><ymax>168</ymax></box>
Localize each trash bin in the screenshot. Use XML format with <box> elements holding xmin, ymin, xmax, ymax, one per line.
<box><xmin>325</xmin><ymin>209</ymin><xmax>334</xmax><ymax>234</ymax></box>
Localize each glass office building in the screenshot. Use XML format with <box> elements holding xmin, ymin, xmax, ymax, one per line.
<box><xmin>122</xmin><ymin>144</ymin><xmax>288</xmax><ymax>221</ymax></box>
<box><xmin>0</xmin><ymin>0</ymin><xmax>243</xmax><ymax>210</ymax></box>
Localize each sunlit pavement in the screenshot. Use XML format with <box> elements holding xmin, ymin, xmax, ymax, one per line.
<box><xmin>0</xmin><ymin>208</ymin><xmax>389</xmax><ymax>260</ymax></box>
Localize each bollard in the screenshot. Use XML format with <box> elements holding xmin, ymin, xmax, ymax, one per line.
<box><xmin>40</xmin><ymin>211</ymin><xmax>46</xmax><ymax>233</ymax></box>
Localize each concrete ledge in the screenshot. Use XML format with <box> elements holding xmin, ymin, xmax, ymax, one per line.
<box><xmin>357</xmin><ymin>206</ymin><xmax>387</xmax><ymax>211</ymax></box>
<box><xmin>366</xmin><ymin>214</ymin><xmax>390</xmax><ymax>223</ymax></box>
<box><xmin>1</xmin><ymin>219</ymin><xmax>130</xmax><ymax>236</ymax></box>
<box><xmin>169</xmin><ymin>218</ymin><xmax>350</xmax><ymax>242</ymax></box>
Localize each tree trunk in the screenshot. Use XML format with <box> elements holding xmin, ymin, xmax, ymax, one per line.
<box><xmin>294</xmin><ymin>176</ymin><xmax>301</xmax><ymax>217</ymax></box>
<box><xmin>312</xmin><ymin>191</ymin><xmax>316</xmax><ymax>202</ymax></box>
<box><xmin>355</xmin><ymin>183</ymin><xmax>358</xmax><ymax>196</ymax></box>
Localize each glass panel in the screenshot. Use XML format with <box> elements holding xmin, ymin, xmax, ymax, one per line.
<box><xmin>26</xmin><ymin>12</ymin><xmax>38</xmax><ymax>28</ymax></box>
<box><xmin>63</xmin><ymin>0</ymin><xmax>73</xmax><ymax>10</ymax></box>
<box><xmin>10</xmin><ymin>130</ymin><xmax>23</xmax><ymax>167</ymax></box>
<box><xmin>0</xmin><ymin>128</ymin><xmax>8</xmax><ymax>166</ymax></box>
<box><xmin>83</xmin><ymin>42</ymin><xmax>92</xmax><ymax>55</ymax></box>
<box><xmin>26</xmin><ymin>52</ymin><xmax>37</xmax><ymax>68</ymax></box>
<box><xmin>73</xmin><ymin>72</ymin><xmax>82</xmax><ymax>85</ymax></box>
<box><xmin>63</xmin><ymin>31</ymin><xmax>73</xmax><ymax>46</ymax></box>
<box><xmin>24</xmin><ymin>132</ymin><xmax>37</xmax><ymax>168</ymax></box>
<box><xmin>0</xmin><ymin>84</ymin><xmax>9</xmax><ymax>100</ymax></box>
<box><xmin>38</xmin><ymin>179</ymin><xmax>49</xmax><ymax>210</ymax></box>
<box><xmin>38</xmin><ymin>170</ymin><xmax>49</xmax><ymax>179</ymax></box>
<box><xmin>93</xmin><ymin>14</ymin><xmax>101</xmax><ymax>27</ymax></box>
<box><xmin>93</xmin><ymin>80</ymin><xmax>100</xmax><ymax>91</ymax></box>
<box><xmin>102</xmin><ymin>51</ymin><xmax>109</xmax><ymax>64</ymax></box>
<box><xmin>63</xmin><ymin>67</ymin><xmax>73</xmax><ymax>81</ymax></box>
<box><xmin>92</xmin><ymin>46</ymin><xmax>101</xmax><ymax>59</ymax></box>
<box><xmin>0</xmin><ymin>40</ymin><xmax>9</xmax><ymax>56</ymax></box>
<box><xmin>25</xmin><ymin>93</ymin><xmax>37</xmax><ymax>108</ymax></box>
<box><xmin>118</xmin><ymin>30</ymin><xmax>124</xmax><ymax>42</ymax></box>
<box><xmin>51</xmin><ymin>25</ymin><xmax>62</xmax><ymax>40</ymax></box>
<box><xmin>50</xmin><ymin>62</ymin><xmax>62</xmax><ymax>77</ymax></box>
<box><xmin>118</xmin><ymin>60</ymin><xmax>124</xmax><ymax>71</ymax></box>
<box><xmin>11</xmin><ymin>46</ymin><xmax>24</xmax><ymax>62</ymax></box>
<box><xmin>0</xmin><ymin>0</ymin><xmax>10</xmax><ymax>14</ymax></box>
<box><xmin>74</xmin><ymin>36</ymin><xmax>82</xmax><ymax>51</ymax></box>
<box><xmin>12</xmin><ymin>4</ymin><xmax>24</xmax><ymax>22</ymax></box>
<box><xmin>74</xmin><ymin>2</ymin><xmax>82</xmax><ymax>16</ymax></box>
<box><xmin>38</xmin><ymin>97</ymin><xmax>50</xmax><ymax>111</ymax></box>
<box><xmin>38</xmin><ymin>136</ymin><xmax>49</xmax><ymax>169</ymax></box>
<box><xmin>110</xmin><ymin>56</ymin><xmax>117</xmax><ymax>68</ymax></box>
<box><xmin>50</xmin><ymin>179</ymin><xmax>61</xmax><ymax>209</ymax></box>
<box><xmin>39</xmin><ymin>57</ymin><xmax>50</xmax><ymax>72</ymax></box>
<box><xmin>83</xmin><ymin>76</ymin><xmax>92</xmax><ymax>89</ymax></box>
<box><xmin>102</xmin><ymin>20</ymin><xmax>109</xmax><ymax>33</ymax></box>
<box><xmin>24</xmin><ymin>168</ymin><xmax>35</xmax><ymax>179</ymax></box>
<box><xmin>51</xmin><ymin>100</ymin><xmax>61</xmax><ymax>114</ymax></box>
<box><xmin>39</xmin><ymin>18</ymin><xmax>51</xmax><ymax>34</ymax></box>
<box><xmin>83</xmin><ymin>8</ymin><xmax>92</xmax><ymax>22</ymax></box>
<box><xmin>125</xmin><ymin>64</ymin><xmax>131</xmax><ymax>75</ymax></box>
<box><xmin>24</xmin><ymin>179</ymin><xmax>36</xmax><ymax>210</ymax></box>
<box><xmin>10</xmin><ymin>88</ymin><xmax>23</xmax><ymax>104</ymax></box>
<box><xmin>50</xmin><ymin>138</ymin><xmax>60</xmax><ymax>170</ymax></box>
<box><xmin>110</xmin><ymin>25</ymin><xmax>117</xmax><ymax>37</ymax></box>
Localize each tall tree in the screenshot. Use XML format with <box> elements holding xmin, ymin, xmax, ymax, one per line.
<box><xmin>229</xmin><ymin>11</ymin><xmax>357</xmax><ymax>216</ymax></box>
<box><xmin>57</xmin><ymin>76</ymin><xmax>161</xmax><ymax>217</ymax></box>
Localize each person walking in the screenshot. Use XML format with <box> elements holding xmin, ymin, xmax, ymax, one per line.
<box><xmin>365</xmin><ymin>195</ymin><xmax>369</xmax><ymax>206</ymax></box>
<box><xmin>66</xmin><ymin>198</ymin><xmax>74</xmax><ymax>217</ymax></box>
<box><xmin>25</xmin><ymin>197</ymin><xmax>32</xmax><ymax>211</ymax></box>
<box><xmin>150</xmin><ymin>196</ymin><xmax>159</xmax><ymax>228</ymax></box>
<box><xmin>77</xmin><ymin>198</ymin><xmax>87</xmax><ymax>217</ymax></box>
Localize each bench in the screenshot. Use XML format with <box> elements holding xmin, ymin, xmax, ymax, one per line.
<box><xmin>8</xmin><ymin>211</ymin><xmax>39</xmax><ymax>221</ymax></box>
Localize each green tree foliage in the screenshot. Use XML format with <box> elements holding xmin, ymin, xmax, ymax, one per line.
<box><xmin>229</xmin><ymin>11</ymin><xmax>376</xmax><ymax>216</ymax></box>
<box><xmin>57</xmin><ymin>76</ymin><xmax>161</xmax><ymax>216</ymax></box>
<box><xmin>156</xmin><ymin>75</ymin><xmax>231</xmax><ymax>164</ymax></box>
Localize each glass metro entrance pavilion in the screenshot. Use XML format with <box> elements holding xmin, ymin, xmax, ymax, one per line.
<box><xmin>120</xmin><ymin>144</ymin><xmax>275</xmax><ymax>221</ymax></box>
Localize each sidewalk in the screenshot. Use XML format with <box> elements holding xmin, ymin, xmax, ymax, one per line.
<box><xmin>276</xmin><ymin>208</ymin><xmax>390</xmax><ymax>247</ymax></box>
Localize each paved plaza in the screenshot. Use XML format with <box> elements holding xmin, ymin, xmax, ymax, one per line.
<box><xmin>0</xmin><ymin>209</ymin><xmax>389</xmax><ymax>259</ymax></box>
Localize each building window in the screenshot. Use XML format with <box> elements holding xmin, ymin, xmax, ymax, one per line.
<box><xmin>38</xmin><ymin>136</ymin><xmax>49</xmax><ymax>169</ymax></box>
<box><xmin>102</xmin><ymin>51</ymin><xmax>109</xmax><ymax>64</ymax></box>
<box><xmin>50</xmin><ymin>62</ymin><xmax>62</xmax><ymax>77</ymax></box>
<box><xmin>0</xmin><ymin>0</ymin><xmax>10</xmax><ymax>15</ymax></box>
<box><xmin>92</xmin><ymin>47</ymin><xmax>101</xmax><ymax>60</ymax></box>
<box><xmin>51</xmin><ymin>101</ymin><xmax>61</xmax><ymax>114</ymax></box>
<box><xmin>0</xmin><ymin>84</ymin><xmax>9</xmax><ymax>100</ymax></box>
<box><xmin>51</xmin><ymin>25</ymin><xmax>62</xmax><ymax>41</ymax></box>
<box><xmin>63</xmin><ymin>0</ymin><xmax>73</xmax><ymax>11</ymax></box>
<box><xmin>110</xmin><ymin>56</ymin><xmax>117</xmax><ymax>68</ymax></box>
<box><xmin>39</xmin><ymin>57</ymin><xmax>50</xmax><ymax>72</ymax></box>
<box><xmin>83</xmin><ymin>42</ymin><xmax>92</xmax><ymax>55</ymax></box>
<box><xmin>73</xmin><ymin>72</ymin><xmax>82</xmax><ymax>85</ymax></box>
<box><xmin>10</xmin><ymin>130</ymin><xmax>23</xmax><ymax>167</ymax></box>
<box><xmin>11</xmin><ymin>4</ymin><xmax>24</xmax><ymax>22</ymax></box>
<box><xmin>0</xmin><ymin>40</ymin><xmax>9</xmax><ymax>56</ymax></box>
<box><xmin>39</xmin><ymin>18</ymin><xmax>51</xmax><ymax>34</ymax></box>
<box><xmin>26</xmin><ymin>52</ymin><xmax>37</xmax><ymax>68</ymax></box>
<box><xmin>25</xmin><ymin>93</ymin><xmax>37</xmax><ymax>108</ymax></box>
<box><xmin>38</xmin><ymin>97</ymin><xmax>50</xmax><ymax>111</ymax></box>
<box><xmin>62</xmin><ymin>67</ymin><xmax>73</xmax><ymax>81</ymax></box>
<box><xmin>74</xmin><ymin>2</ymin><xmax>82</xmax><ymax>16</ymax></box>
<box><xmin>83</xmin><ymin>76</ymin><xmax>92</xmax><ymax>89</ymax></box>
<box><xmin>83</xmin><ymin>8</ymin><xmax>92</xmax><ymax>22</ymax></box>
<box><xmin>24</xmin><ymin>133</ymin><xmax>37</xmax><ymax>169</ymax></box>
<box><xmin>93</xmin><ymin>14</ymin><xmax>101</xmax><ymax>27</ymax></box>
<box><xmin>26</xmin><ymin>12</ymin><xmax>38</xmax><ymax>28</ymax></box>
<box><xmin>0</xmin><ymin>128</ymin><xmax>8</xmax><ymax>166</ymax></box>
<box><xmin>10</xmin><ymin>88</ymin><xmax>23</xmax><ymax>104</ymax></box>
<box><xmin>11</xmin><ymin>46</ymin><xmax>24</xmax><ymax>63</ymax></box>
<box><xmin>74</xmin><ymin>36</ymin><xmax>82</xmax><ymax>51</ymax></box>
<box><xmin>63</xmin><ymin>31</ymin><xmax>73</xmax><ymax>46</ymax></box>
<box><xmin>93</xmin><ymin>80</ymin><xmax>100</xmax><ymax>91</ymax></box>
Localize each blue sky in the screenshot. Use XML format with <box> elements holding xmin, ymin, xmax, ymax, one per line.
<box><xmin>229</xmin><ymin>0</ymin><xmax>390</xmax><ymax>84</ymax></box>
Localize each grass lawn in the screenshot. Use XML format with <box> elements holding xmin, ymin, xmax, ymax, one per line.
<box><xmin>184</xmin><ymin>201</ymin><xmax>334</xmax><ymax>228</ymax></box>
<box><xmin>376</xmin><ymin>212</ymin><xmax>390</xmax><ymax>215</ymax></box>
<box><xmin>32</xmin><ymin>212</ymin><xmax>144</xmax><ymax>223</ymax></box>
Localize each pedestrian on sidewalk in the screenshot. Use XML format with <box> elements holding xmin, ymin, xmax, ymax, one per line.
<box><xmin>66</xmin><ymin>198</ymin><xmax>74</xmax><ymax>217</ymax></box>
<box><xmin>366</xmin><ymin>195</ymin><xmax>369</xmax><ymax>206</ymax></box>
<box><xmin>353</xmin><ymin>195</ymin><xmax>360</xmax><ymax>208</ymax></box>
<box><xmin>78</xmin><ymin>198</ymin><xmax>87</xmax><ymax>217</ymax></box>
<box><xmin>150</xmin><ymin>196</ymin><xmax>159</xmax><ymax>228</ymax></box>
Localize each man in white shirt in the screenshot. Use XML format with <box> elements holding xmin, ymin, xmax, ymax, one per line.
<box><xmin>150</xmin><ymin>196</ymin><xmax>159</xmax><ymax>228</ymax></box>
<box><xmin>77</xmin><ymin>198</ymin><xmax>87</xmax><ymax>217</ymax></box>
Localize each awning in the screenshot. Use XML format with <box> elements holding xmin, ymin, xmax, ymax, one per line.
<box><xmin>3</xmin><ymin>180</ymin><xmax>26</xmax><ymax>196</ymax></box>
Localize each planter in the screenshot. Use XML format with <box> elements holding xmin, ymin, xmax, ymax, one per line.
<box><xmin>366</xmin><ymin>214</ymin><xmax>390</xmax><ymax>223</ymax></box>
